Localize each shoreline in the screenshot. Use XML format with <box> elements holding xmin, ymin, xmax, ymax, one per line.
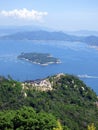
<box><xmin>18</xmin><ymin>57</ymin><xmax>61</xmax><ymax>66</ymax></box>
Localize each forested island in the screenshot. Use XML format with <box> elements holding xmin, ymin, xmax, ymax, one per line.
<box><xmin>18</xmin><ymin>52</ymin><xmax>61</xmax><ymax>65</ymax></box>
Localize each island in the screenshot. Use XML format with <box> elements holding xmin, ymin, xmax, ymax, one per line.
<box><xmin>17</xmin><ymin>52</ymin><xmax>61</xmax><ymax>66</ymax></box>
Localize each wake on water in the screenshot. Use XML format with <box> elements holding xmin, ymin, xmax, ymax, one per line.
<box><xmin>78</xmin><ymin>74</ymin><xmax>98</xmax><ymax>79</ymax></box>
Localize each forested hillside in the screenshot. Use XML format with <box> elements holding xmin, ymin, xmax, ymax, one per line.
<box><xmin>0</xmin><ymin>74</ymin><xmax>98</xmax><ymax>130</ymax></box>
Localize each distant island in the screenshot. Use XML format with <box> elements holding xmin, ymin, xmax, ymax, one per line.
<box><xmin>1</xmin><ymin>30</ymin><xmax>98</xmax><ymax>46</ymax></box>
<box><xmin>18</xmin><ymin>52</ymin><xmax>61</xmax><ymax>65</ymax></box>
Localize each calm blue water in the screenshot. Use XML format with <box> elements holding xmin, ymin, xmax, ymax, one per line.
<box><xmin>0</xmin><ymin>40</ymin><xmax>98</xmax><ymax>94</ymax></box>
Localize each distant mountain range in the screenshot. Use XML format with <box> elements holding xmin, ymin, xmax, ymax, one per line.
<box><xmin>66</xmin><ymin>30</ymin><xmax>98</xmax><ymax>36</ymax></box>
<box><xmin>0</xmin><ymin>30</ymin><xmax>98</xmax><ymax>46</ymax></box>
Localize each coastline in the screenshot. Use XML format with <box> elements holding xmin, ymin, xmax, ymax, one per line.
<box><xmin>18</xmin><ymin>57</ymin><xmax>61</xmax><ymax>66</ymax></box>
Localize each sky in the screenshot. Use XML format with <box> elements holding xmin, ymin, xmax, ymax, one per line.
<box><xmin>0</xmin><ymin>0</ymin><xmax>98</xmax><ymax>31</ymax></box>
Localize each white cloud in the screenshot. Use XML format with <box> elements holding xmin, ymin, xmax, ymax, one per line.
<box><xmin>0</xmin><ymin>8</ymin><xmax>48</xmax><ymax>22</ymax></box>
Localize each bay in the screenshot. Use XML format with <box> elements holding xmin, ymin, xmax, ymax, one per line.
<box><xmin>0</xmin><ymin>40</ymin><xmax>98</xmax><ymax>94</ymax></box>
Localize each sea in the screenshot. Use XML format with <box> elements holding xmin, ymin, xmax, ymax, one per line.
<box><xmin>0</xmin><ymin>40</ymin><xmax>98</xmax><ymax>94</ymax></box>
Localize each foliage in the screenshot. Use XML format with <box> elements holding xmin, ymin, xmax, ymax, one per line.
<box><xmin>0</xmin><ymin>77</ymin><xmax>25</xmax><ymax>109</ymax></box>
<box><xmin>0</xmin><ymin>106</ymin><xmax>58</xmax><ymax>130</ymax></box>
<box><xmin>0</xmin><ymin>74</ymin><xmax>98</xmax><ymax>130</ymax></box>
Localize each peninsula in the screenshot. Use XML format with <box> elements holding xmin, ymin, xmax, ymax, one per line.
<box><xmin>18</xmin><ymin>52</ymin><xmax>61</xmax><ymax>65</ymax></box>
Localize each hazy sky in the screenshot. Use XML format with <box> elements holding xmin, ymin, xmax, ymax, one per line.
<box><xmin>0</xmin><ymin>0</ymin><xmax>98</xmax><ymax>31</ymax></box>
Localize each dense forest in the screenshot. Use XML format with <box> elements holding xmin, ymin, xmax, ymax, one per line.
<box><xmin>0</xmin><ymin>74</ymin><xmax>98</xmax><ymax>130</ymax></box>
<box><xmin>18</xmin><ymin>52</ymin><xmax>60</xmax><ymax>65</ymax></box>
